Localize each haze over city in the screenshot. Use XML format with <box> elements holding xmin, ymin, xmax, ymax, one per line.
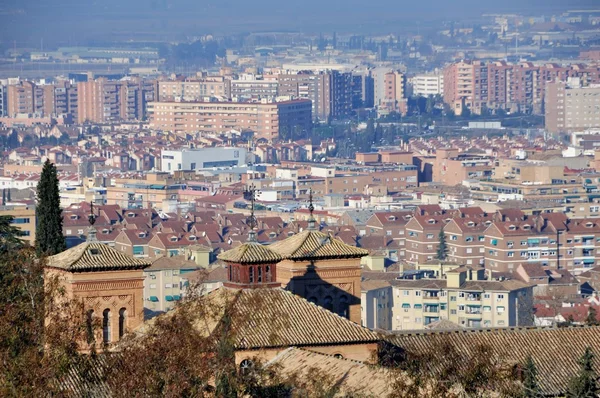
<box><xmin>3</xmin><ymin>0</ymin><xmax>600</xmax><ymax>396</ymax></box>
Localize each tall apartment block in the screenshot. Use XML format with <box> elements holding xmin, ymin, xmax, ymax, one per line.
<box><xmin>147</xmin><ymin>99</ymin><xmax>312</xmax><ymax>140</ymax></box>
<box><xmin>378</xmin><ymin>71</ymin><xmax>407</xmax><ymax>116</ymax></box>
<box><xmin>77</xmin><ymin>78</ymin><xmax>153</xmax><ymax>124</ymax></box>
<box><xmin>545</xmin><ymin>78</ymin><xmax>600</xmax><ymax>134</ymax></box>
<box><xmin>230</xmin><ymin>74</ymin><xmax>278</xmax><ymax>100</ymax></box>
<box><xmin>443</xmin><ymin>61</ymin><xmax>600</xmax><ymax>116</ymax></box>
<box><xmin>316</xmin><ymin>70</ymin><xmax>352</xmax><ymax>121</ymax></box>
<box><xmin>0</xmin><ymin>84</ymin><xmax>6</xmax><ymax>116</ymax></box>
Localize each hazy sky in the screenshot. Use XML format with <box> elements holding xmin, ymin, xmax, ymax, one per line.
<box><xmin>0</xmin><ymin>0</ymin><xmax>597</xmax><ymax>47</ymax></box>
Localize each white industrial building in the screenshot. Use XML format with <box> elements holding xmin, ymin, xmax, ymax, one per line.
<box><xmin>160</xmin><ymin>147</ymin><xmax>247</xmax><ymax>172</ymax></box>
<box><xmin>411</xmin><ymin>72</ymin><xmax>444</xmax><ymax>97</ymax></box>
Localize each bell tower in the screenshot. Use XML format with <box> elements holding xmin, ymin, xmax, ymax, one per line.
<box><xmin>218</xmin><ymin>184</ymin><xmax>282</xmax><ymax>289</ymax></box>
<box><xmin>45</xmin><ymin>202</ymin><xmax>151</xmax><ymax>348</ymax></box>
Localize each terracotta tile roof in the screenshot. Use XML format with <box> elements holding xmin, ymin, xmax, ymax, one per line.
<box><xmin>201</xmin><ymin>287</ymin><xmax>380</xmax><ymax>349</ymax></box>
<box><xmin>146</xmin><ymin>256</ymin><xmax>201</xmax><ymax>271</ymax></box>
<box><xmin>47</xmin><ymin>242</ymin><xmax>151</xmax><ymax>272</ymax></box>
<box><xmin>217</xmin><ymin>242</ymin><xmax>283</xmax><ymax>264</ymax></box>
<box><xmin>268</xmin><ymin>229</ymin><xmax>368</xmax><ymax>260</ymax></box>
<box><xmin>385</xmin><ymin>325</ymin><xmax>600</xmax><ymax>396</ymax></box>
<box><xmin>267</xmin><ymin>347</ymin><xmax>392</xmax><ymax>397</ymax></box>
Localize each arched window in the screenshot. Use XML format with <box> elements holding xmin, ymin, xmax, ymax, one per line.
<box><xmin>324</xmin><ymin>296</ymin><xmax>333</xmax><ymax>312</ymax></box>
<box><xmin>118</xmin><ymin>308</ymin><xmax>127</xmax><ymax>339</ymax></box>
<box><xmin>249</xmin><ymin>267</ymin><xmax>254</xmax><ymax>283</ymax></box>
<box><xmin>338</xmin><ymin>295</ymin><xmax>349</xmax><ymax>319</ymax></box>
<box><xmin>257</xmin><ymin>266</ymin><xmax>262</xmax><ymax>283</ymax></box>
<box><xmin>308</xmin><ymin>297</ymin><xmax>318</xmax><ymax>304</ymax></box>
<box><xmin>239</xmin><ymin>359</ymin><xmax>253</xmax><ymax>375</ymax></box>
<box><xmin>102</xmin><ymin>309</ymin><xmax>111</xmax><ymax>344</ymax></box>
<box><xmin>265</xmin><ymin>266</ymin><xmax>271</xmax><ymax>282</ymax></box>
<box><xmin>86</xmin><ymin>310</ymin><xmax>94</xmax><ymax>343</ymax></box>
<box><xmin>229</xmin><ymin>265</ymin><xmax>233</xmax><ymax>281</ymax></box>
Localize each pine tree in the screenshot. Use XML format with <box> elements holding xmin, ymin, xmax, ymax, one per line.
<box><xmin>2</xmin><ymin>189</ymin><xmax>5</xmax><ymax>205</ymax></box>
<box><xmin>523</xmin><ymin>355</ymin><xmax>541</xmax><ymax>397</ymax></box>
<box><xmin>436</xmin><ymin>226</ymin><xmax>448</xmax><ymax>261</ymax></box>
<box><xmin>586</xmin><ymin>306</ymin><xmax>599</xmax><ymax>326</ymax></box>
<box><xmin>35</xmin><ymin>160</ymin><xmax>66</xmax><ymax>256</ymax></box>
<box><xmin>6</xmin><ymin>188</ymin><xmax>10</xmax><ymax>203</ymax></box>
<box><xmin>567</xmin><ymin>346</ymin><xmax>598</xmax><ymax>398</ymax></box>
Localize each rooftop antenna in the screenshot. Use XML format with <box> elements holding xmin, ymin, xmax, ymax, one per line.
<box><xmin>244</xmin><ymin>183</ymin><xmax>260</xmax><ymax>242</ymax></box>
<box><xmin>87</xmin><ymin>200</ymin><xmax>97</xmax><ymax>242</ymax></box>
<box><xmin>307</xmin><ymin>188</ymin><xmax>316</xmax><ymax>231</ymax></box>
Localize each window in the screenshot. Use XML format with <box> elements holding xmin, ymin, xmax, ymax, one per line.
<box><xmin>338</xmin><ymin>295</ymin><xmax>349</xmax><ymax>319</ymax></box>
<box><xmin>496</xmin><ymin>294</ymin><xmax>505</xmax><ymax>301</ymax></box>
<box><xmin>249</xmin><ymin>267</ymin><xmax>254</xmax><ymax>283</ymax></box>
<box><xmin>451</xmin><ymin>309</ymin><xmax>457</xmax><ymax>315</ymax></box>
<box><xmin>484</xmin><ymin>293</ymin><xmax>490</xmax><ymax>299</ymax></box>
<box><xmin>450</xmin><ymin>296</ymin><xmax>457</xmax><ymax>302</ymax></box>
<box><xmin>427</xmin><ymin>234</ymin><xmax>434</xmax><ymax>239</ymax></box>
<box><xmin>508</xmin><ymin>252</ymin><xmax>514</xmax><ymax>257</ymax></box>
<box><xmin>149</xmin><ymin>283</ymin><xmax>156</xmax><ymax>289</ymax></box>
<box><xmin>386</xmin><ymin>230</ymin><xmax>392</xmax><ymax>236</ymax></box>
<box><xmin>118</xmin><ymin>308</ymin><xmax>127</xmax><ymax>339</ymax></box>
<box><xmin>451</xmin><ymin>235</ymin><xmax>458</xmax><ymax>241</ymax></box>
<box><xmin>102</xmin><ymin>309</ymin><xmax>111</xmax><ymax>344</ymax></box>
<box><xmin>257</xmin><ymin>267</ymin><xmax>262</xmax><ymax>283</ymax></box>
<box><xmin>415</xmin><ymin>318</ymin><xmax>422</xmax><ymax>323</ymax></box>
<box><xmin>458</xmin><ymin>305</ymin><xmax>465</xmax><ymax>311</ymax></box>
<box><xmin>458</xmin><ymin>292</ymin><xmax>465</xmax><ymax>298</ymax></box>
<box><xmin>415</xmin><ymin>291</ymin><xmax>421</xmax><ymax>296</ymax></box>
<box><xmin>403</xmin><ymin>290</ymin><xmax>410</xmax><ymax>296</ymax></box>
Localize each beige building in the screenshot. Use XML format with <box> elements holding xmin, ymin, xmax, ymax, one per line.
<box><xmin>0</xmin><ymin>205</ymin><xmax>36</xmax><ymax>244</ymax></box>
<box><xmin>545</xmin><ymin>79</ymin><xmax>600</xmax><ymax>134</ymax></box>
<box><xmin>361</xmin><ymin>280</ymin><xmax>392</xmax><ymax>330</ymax></box>
<box><xmin>390</xmin><ymin>267</ymin><xmax>533</xmax><ymax>330</ymax></box>
<box><xmin>147</xmin><ymin>99</ymin><xmax>312</xmax><ymax>140</ymax></box>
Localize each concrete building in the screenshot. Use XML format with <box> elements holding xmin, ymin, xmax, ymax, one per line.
<box><xmin>378</xmin><ymin>71</ymin><xmax>407</xmax><ymax>116</ymax></box>
<box><xmin>143</xmin><ymin>256</ymin><xmax>202</xmax><ymax>313</ymax></box>
<box><xmin>276</xmin><ymin>72</ymin><xmax>320</xmax><ymax>120</ymax></box>
<box><xmin>412</xmin><ymin>72</ymin><xmax>444</xmax><ymax>97</ymax></box>
<box><xmin>160</xmin><ymin>147</ymin><xmax>247</xmax><ymax>172</ymax></box>
<box><xmin>361</xmin><ymin>280</ymin><xmax>393</xmax><ymax>330</ymax></box>
<box><xmin>148</xmin><ymin>99</ymin><xmax>312</xmax><ymax>140</ymax></box>
<box><xmin>545</xmin><ymin>78</ymin><xmax>600</xmax><ymax>134</ymax></box>
<box><xmin>0</xmin><ymin>205</ymin><xmax>36</xmax><ymax>244</ymax></box>
<box><xmin>390</xmin><ymin>266</ymin><xmax>533</xmax><ymax>330</ymax></box>
<box><xmin>158</xmin><ymin>76</ymin><xmax>230</xmax><ymax>101</ymax></box>
<box><xmin>7</xmin><ymin>81</ymin><xmax>37</xmax><ymax>116</ymax></box>
<box><xmin>316</xmin><ymin>71</ymin><xmax>353</xmax><ymax>121</ymax></box>
<box><xmin>231</xmin><ymin>74</ymin><xmax>278</xmax><ymax>100</ymax></box>
<box><xmin>0</xmin><ymin>83</ymin><xmax>7</xmax><ymax>116</ymax></box>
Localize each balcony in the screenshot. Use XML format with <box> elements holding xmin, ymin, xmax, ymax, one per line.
<box><xmin>424</xmin><ymin>305</ymin><xmax>440</xmax><ymax>314</ymax></box>
<box><xmin>465</xmin><ymin>305</ymin><xmax>482</xmax><ymax>315</ymax></box>
<box><xmin>465</xmin><ymin>293</ymin><xmax>481</xmax><ymax>301</ymax></box>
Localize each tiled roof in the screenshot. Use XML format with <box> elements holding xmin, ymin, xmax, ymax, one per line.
<box><xmin>267</xmin><ymin>347</ymin><xmax>392</xmax><ymax>397</ymax></box>
<box><xmin>47</xmin><ymin>242</ymin><xmax>151</xmax><ymax>272</ymax></box>
<box><xmin>217</xmin><ymin>242</ymin><xmax>283</xmax><ymax>264</ymax></box>
<box><xmin>268</xmin><ymin>229</ymin><xmax>368</xmax><ymax>260</ymax></box>
<box><xmin>386</xmin><ymin>325</ymin><xmax>600</xmax><ymax>396</ymax></box>
<box><xmin>199</xmin><ymin>287</ymin><xmax>380</xmax><ymax>350</ymax></box>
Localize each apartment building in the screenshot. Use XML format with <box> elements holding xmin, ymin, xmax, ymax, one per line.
<box><xmin>158</xmin><ymin>77</ymin><xmax>230</xmax><ymax>101</ymax></box>
<box><xmin>378</xmin><ymin>71</ymin><xmax>407</xmax><ymax>116</ymax></box>
<box><xmin>361</xmin><ymin>280</ymin><xmax>393</xmax><ymax>330</ymax></box>
<box><xmin>411</xmin><ymin>72</ymin><xmax>444</xmax><ymax>97</ymax></box>
<box><xmin>0</xmin><ymin>205</ymin><xmax>36</xmax><ymax>244</ymax></box>
<box><xmin>7</xmin><ymin>81</ymin><xmax>37</xmax><ymax>116</ymax></box>
<box><xmin>77</xmin><ymin>78</ymin><xmax>152</xmax><ymax>124</ymax></box>
<box><xmin>433</xmin><ymin>148</ymin><xmax>494</xmax><ymax>185</ymax></box>
<box><xmin>231</xmin><ymin>74</ymin><xmax>278</xmax><ymax>100</ymax></box>
<box><xmin>545</xmin><ymin>79</ymin><xmax>600</xmax><ymax>134</ymax></box>
<box><xmin>390</xmin><ymin>267</ymin><xmax>533</xmax><ymax>329</ymax></box>
<box><xmin>443</xmin><ymin>217</ymin><xmax>489</xmax><ymax>266</ymax></box>
<box><xmin>276</xmin><ymin>72</ymin><xmax>320</xmax><ymax>120</ymax></box>
<box><xmin>147</xmin><ymin>99</ymin><xmax>312</xmax><ymax>140</ymax></box>
<box><xmin>405</xmin><ymin>215</ymin><xmax>447</xmax><ymax>264</ymax></box>
<box><xmin>443</xmin><ymin>60</ymin><xmax>479</xmax><ymax>116</ymax></box>
<box><xmin>316</xmin><ymin>71</ymin><xmax>353</xmax><ymax>121</ymax></box>
<box><xmin>143</xmin><ymin>256</ymin><xmax>202</xmax><ymax>313</ymax></box>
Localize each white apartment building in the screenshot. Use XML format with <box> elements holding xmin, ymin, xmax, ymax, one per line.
<box><xmin>412</xmin><ymin>72</ymin><xmax>444</xmax><ymax>97</ymax></box>
<box><xmin>160</xmin><ymin>147</ymin><xmax>247</xmax><ymax>172</ymax></box>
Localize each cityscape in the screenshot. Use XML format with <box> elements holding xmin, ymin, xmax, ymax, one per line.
<box><xmin>3</xmin><ymin>1</ymin><xmax>600</xmax><ymax>396</ymax></box>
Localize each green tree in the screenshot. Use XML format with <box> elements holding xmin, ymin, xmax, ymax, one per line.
<box><xmin>567</xmin><ymin>346</ymin><xmax>598</xmax><ymax>398</ymax></box>
<box><xmin>523</xmin><ymin>355</ymin><xmax>541</xmax><ymax>397</ymax></box>
<box><xmin>0</xmin><ymin>215</ymin><xmax>24</xmax><ymax>253</ymax></box>
<box><xmin>2</xmin><ymin>188</ymin><xmax>5</xmax><ymax>205</ymax></box>
<box><xmin>6</xmin><ymin>188</ymin><xmax>10</xmax><ymax>203</ymax></box>
<box><xmin>436</xmin><ymin>227</ymin><xmax>448</xmax><ymax>261</ymax></box>
<box><xmin>35</xmin><ymin>159</ymin><xmax>66</xmax><ymax>256</ymax></box>
<box><xmin>587</xmin><ymin>306</ymin><xmax>599</xmax><ymax>326</ymax></box>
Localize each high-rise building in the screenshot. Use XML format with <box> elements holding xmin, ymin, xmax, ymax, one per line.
<box><xmin>77</xmin><ymin>78</ymin><xmax>152</xmax><ymax>124</ymax></box>
<box><xmin>379</xmin><ymin>71</ymin><xmax>407</xmax><ymax>116</ymax></box>
<box><xmin>7</xmin><ymin>81</ymin><xmax>36</xmax><ymax>116</ymax></box>
<box><xmin>277</xmin><ymin>72</ymin><xmax>320</xmax><ymax>119</ymax></box>
<box><xmin>316</xmin><ymin>70</ymin><xmax>352</xmax><ymax>121</ymax></box>
<box><xmin>545</xmin><ymin>78</ymin><xmax>600</xmax><ymax>134</ymax></box>
<box><xmin>230</xmin><ymin>74</ymin><xmax>278</xmax><ymax>100</ymax></box>
<box><xmin>351</xmin><ymin>69</ymin><xmax>374</xmax><ymax>108</ymax></box>
<box><xmin>0</xmin><ymin>83</ymin><xmax>6</xmax><ymax>117</ymax></box>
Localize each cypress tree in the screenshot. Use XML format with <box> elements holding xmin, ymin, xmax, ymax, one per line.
<box><xmin>436</xmin><ymin>226</ymin><xmax>448</xmax><ymax>261</ymax></box>
<box><xmin>2</xmin><ymin>189</ymin><xmax>5</xmax><ymax>205</ymax></box>
<box><xmin>567</xmin><ymin>346</ymin><xmax>598</xmax><ymax>398</ymax></box>
<box><xmin>6</xmin><ymin>188</ymin><xmax>10</xmax><ymax>203</ymax></box>
<box><xmin>523</xmin><ymin>355</ymin><xmax>541</xmax><ymax>397</ymax></box>
<box><xmin>35</xmin><ymin>159</ymin><xmax>66</xmax><ymax>256</ymax></box>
